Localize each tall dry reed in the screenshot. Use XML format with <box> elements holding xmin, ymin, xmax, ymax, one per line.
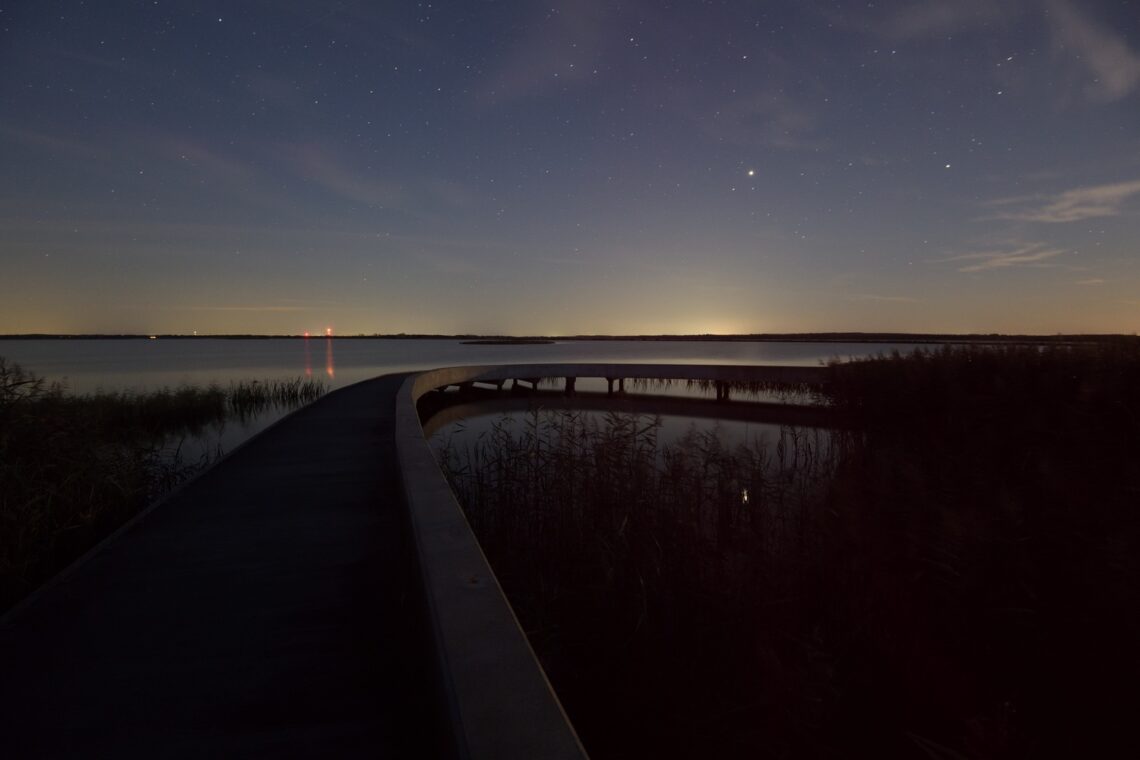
<box><xmin>437</xmin><ymin>340</ymin><xmax>1140</xmax><ymax>758</ymax></box>
<box><xmin>0</xmin><ymin>357</ymin><xmax>326</xmax><ymax>611</ymax></box>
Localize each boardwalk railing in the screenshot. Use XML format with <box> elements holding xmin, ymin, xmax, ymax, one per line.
<box><xmin>394</xmin><ymin>363</ymin><xmax>828</xmax><ymax>760</ymax></box>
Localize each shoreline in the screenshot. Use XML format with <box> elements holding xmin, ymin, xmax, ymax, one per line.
<box><xmin>1</xmin><ymin>332</ymin><xmax>1135</xmax><ymax>344</ymax></box>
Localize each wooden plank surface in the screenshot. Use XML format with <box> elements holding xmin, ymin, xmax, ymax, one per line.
<box><xmin>0</xmin><ymin>373</ymin><xmax>439</xmax><ymax>759</ymax></box>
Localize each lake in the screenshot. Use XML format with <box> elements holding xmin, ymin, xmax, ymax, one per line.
<box><xmin>0</xmin><ymin>337</ymin><xmax>912</xmax><ymax>455</ymax></box>
<box><xmin>0</xmin><ymin>338</ymin><xmax>914</xmax><ymax>393</ymax></box>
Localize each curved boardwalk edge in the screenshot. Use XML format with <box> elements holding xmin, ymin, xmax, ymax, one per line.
<box><xmin>396</xmin><ymin>368</ymin><xmax>589</xmax><ymax>760</ymax></box>
<box><xmin>0</xmin><ymin>373</ymin><xmax>432</xmax><ymax>758</ymax></box>
<box><xmin>394</xmin><ymin>363</ymin><xmax>829</xmax><ymax>760</ymax></box>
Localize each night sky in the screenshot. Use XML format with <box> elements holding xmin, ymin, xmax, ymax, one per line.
<box><xmin>2</xmin><ymin>1</ymin><xmax>1138</xmax><ymax>335</ymax></box>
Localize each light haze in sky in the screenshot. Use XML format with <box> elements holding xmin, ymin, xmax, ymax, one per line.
<box><xmin>1</xmin><ymin>1</ymin><xmax>1138</xmax><ymax>334</ymax></box>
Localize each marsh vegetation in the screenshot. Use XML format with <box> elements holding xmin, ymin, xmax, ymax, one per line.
<box><xmin>435</xmin><ymin>342</ymin><xmax>1140</xmax><ymax>758</ymax></box>
<box><xmin>0</xmin><ymin>357</ymin><xmax>325</xmax><ymax>611</ymax></box>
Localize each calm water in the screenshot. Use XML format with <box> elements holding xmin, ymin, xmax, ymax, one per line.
<box><xmin>0</xmin><ymin>338</ymin><xmax>909</xmax><ymax>457</ymax></box>
<box><xmin>429</xmin><ymin>408</ymin><xmax>825</xmax><ymax>467</ymax></box>
<box><xmin>0</xmin><ymin>338</ymin><xmax>913</xmax><ymax>394</ymax></box>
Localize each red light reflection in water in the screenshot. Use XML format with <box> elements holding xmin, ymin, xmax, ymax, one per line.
<box><xmin>303</xmin><ymin>334</ymin><xmax>312</xmax><ymax>377</ymax></box>
<box><xmin>325</xmin><ymin>336</ymin><xmax>335</xmax><ymax>379</ymax></box>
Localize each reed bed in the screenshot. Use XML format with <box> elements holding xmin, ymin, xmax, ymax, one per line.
<box><xmin>0</xmin><ymin>357</ymin><xmax>326</xmax><ymax>611</ymax></box>
<box><xmin>437</xmin><ymin>340</ymin><xmax>1140</xmax><ymax>758</ymax></box>
<box><xmin>226</xmin><ymin>377</ymin><xmax>326</xmax><ymax>420</ymax></box>
<box><xmin>438</xmin><ymin>411</ymin><xmax>842</xmax><ymax>758</ymax></box>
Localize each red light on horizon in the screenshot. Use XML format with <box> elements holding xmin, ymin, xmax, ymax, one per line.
<box><xmin>325</xmin><ymin>327</ymin><xmax>332</xmax><ymax>337</ymax></box>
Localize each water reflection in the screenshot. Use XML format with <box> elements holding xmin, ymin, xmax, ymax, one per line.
<box><xmin>430</xmin><ymin>402</ymin><xmax>843</xmax><ymax>760</ymax></box>
<box><xmin>0</xmin><ymin>337</ymin><xmax>918</xmax><ymax>396</ymax></box>
<box><xmin>302</xmin><ymin>334</ymin><xmax>335</xmax><ymax>378</ymax></box>
<box><xmin>419</xmin><ymin>385</ymin><xmax>835</xmax><ymax>441</ymax></box>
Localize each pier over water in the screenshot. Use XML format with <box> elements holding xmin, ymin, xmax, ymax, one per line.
<box><xmin>1</xmin><ymin>363</ymin><xmax>824</xmax><ymax>758</ymax></box>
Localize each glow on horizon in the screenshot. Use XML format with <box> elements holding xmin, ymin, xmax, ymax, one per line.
<box><xmin>1</xmin><ymin>292</ymin><xmax>1137</xmax><ymax>336</ymax></box>
<box><xmin>1</xmin><ymin>2</ymin><xmax>1138</xmax><ymax>335</ymax></box>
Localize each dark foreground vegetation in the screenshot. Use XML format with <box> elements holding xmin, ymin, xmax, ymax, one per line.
<box><xmin>0</xmin><ymin>357</ymin><xmax>324</xmax><ymax>611</ymax></box>
<box><xmin>437</xmin><ymin>342</ymin><xmax>1140</xmax><ymax>759</ymax></box>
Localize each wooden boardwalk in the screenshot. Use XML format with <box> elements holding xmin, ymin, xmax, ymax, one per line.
<box><xmin>0</xmin><ymin>374</ymin><xmax>439</xmax><ymax>758</ymax></box>
<box><xmin>1</xmin><ymin>362</ymin><xmax>823</xmax><ymax>759</ymax></box>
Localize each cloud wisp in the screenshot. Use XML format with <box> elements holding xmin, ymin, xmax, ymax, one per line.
<box><xmin>847</xmin><ymin>294</ymin><xmax>918</xmax><ymax>303</ymax></box>
<box><xmin>942</xmin><ymin>242</ymin><xmax>1067</xmax><ymax>273</ymax></box>
<box><xmin>181</xmin><ymin>305</ymin><xmax>316</xmax><ymax>313</ymax></box>
<box><xmin>986</xmin><ymin>179</ymin><xmax>1140</xmax><ymax>223</ymax></box>
<box><xmin>1046</xmin><ymin>0</ymin><xmax>1140</xmax><ymax>102</ymax></box>
<box><xmin>292</xmin><ymin>145</ymin><xmax>406</xmax><ymax>210</ymax></box>
<box><xmin>880</xmin><ymin>0</ymin><xmax>1009</xmax><ymax>39</ymax></box>
<box><xmin>0</xmin><ymin>122</ymin><xmax>101</xmax><ymax>161</ymax></box>
<box><xmin>478</xmin><ymin>2</ymin><xmax>613</xmax><ymax>102</ymax></box>
<box><xmin>696</xmin><ymin>88</ymin><xmax>825</xmax><ymax>151</ymax></box>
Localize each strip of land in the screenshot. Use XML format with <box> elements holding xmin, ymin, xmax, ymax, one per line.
<box><xmin>1</xmin><ymin>332</ymin><xmax>1135</xmax><ymax>344</ymax></box>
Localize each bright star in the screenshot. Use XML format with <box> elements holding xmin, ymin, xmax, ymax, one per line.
<box><xmin>747</xmin><ymin>169</ymin><xmax>755</xmax><ymax>177</ymax></box>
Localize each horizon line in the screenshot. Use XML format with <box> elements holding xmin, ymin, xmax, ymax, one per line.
<box><xmin>1</xmin><ymin>331</ymin><xmax>1136</xmax><ymax>342</ymax></box>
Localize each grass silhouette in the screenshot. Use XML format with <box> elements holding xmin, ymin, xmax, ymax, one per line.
<box><xmin>0</xmin><ymin>357</ymin><xmax>325</xmax><ymax>611</ymax></box>
<box><xmin>436</xmin><ymin>340</ymin><xmax>1140</xmax><ymax>758</ymax></box>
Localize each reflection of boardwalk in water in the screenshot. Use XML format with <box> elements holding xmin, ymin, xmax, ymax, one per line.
<box><xmin>416</xmin><ymin>362</ymin><xmax>833</xmax><ymax>439</ymax></box>
<box><xmin>419</xmin><ymin>386</ymin><xmax>837</xmax><ymax>439</ymax></box>
<box><xmin>0</xmin><ymin>373</ymin><xmax>436</xmax><ymax>757</ymax></box>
